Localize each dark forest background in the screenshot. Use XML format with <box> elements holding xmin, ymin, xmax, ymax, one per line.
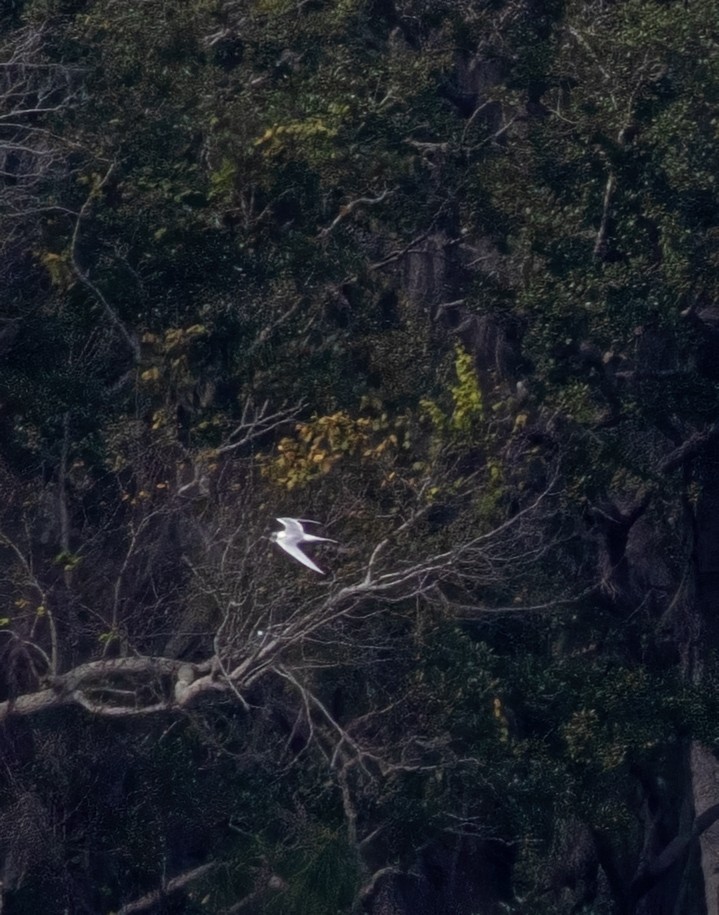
<box><xmin>1</xmin><ymin>1</ymin><xmax>719</xmax><ymax>912</ymax></box>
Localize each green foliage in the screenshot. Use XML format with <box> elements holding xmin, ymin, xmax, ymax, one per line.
<box><xmin>268</xmin><ymin>825</ymin><xmax>359</xmax><ymax>915</ymax></box>
<box><xmin>421</xmin><ymin>345</ymin><xmax>487</xmax><ymax>452</ymax></box>
<box><xmin>421</xmin><ymin>345</ymin><xmax>486</xmax><ymax>446</ymax></box>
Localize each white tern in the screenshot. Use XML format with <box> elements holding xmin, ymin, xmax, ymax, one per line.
<box><xmin>270</xmin><ymin>517</ymin><xmax>337</xmax><ymax>574</ymax></box>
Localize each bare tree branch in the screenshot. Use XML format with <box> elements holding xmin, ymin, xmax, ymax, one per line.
<box><xmin>0</xmin><ymin>25</ymin><xmax>84</xmax><ymax>235</ymax></box>
<box><xmin>69</xmin><ymin>162</ymin><xmax>141</xmax><ymax>361</ymax></box>
<box><xmin>318</xmin><ymin>188</ymin><xmax>393</xmax><ymax>239</ymax></box>
<box><xmin>114</xmin><ymin>862</ymin><xmax>219</xmax><ymax>915</ymax></box>
<box><xmin>215</xmin><ymin>397</ymin><xmax>305</xmax><ymax>456</ymax></box>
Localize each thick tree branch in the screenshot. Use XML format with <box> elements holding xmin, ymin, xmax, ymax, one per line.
<box><xmin>114</xmin><ymin>862</ymin><xmax>219</xmax><ymax>915</ymax></box>
<box><xmin>629</xmin><ymin>800</ymin><xmax>719</xmax><ymax>907</ymax></box>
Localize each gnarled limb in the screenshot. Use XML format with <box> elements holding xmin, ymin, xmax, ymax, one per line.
<box><xmin>629</xmin><ymin>789</ymin><xmax>719</xmax><ymax>910</ymax></box>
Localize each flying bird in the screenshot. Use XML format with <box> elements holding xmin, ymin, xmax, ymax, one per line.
<box><xmin>270</xmin><ymin>517</ymin><xmax>336</xmax><ymax>574</ymax></box>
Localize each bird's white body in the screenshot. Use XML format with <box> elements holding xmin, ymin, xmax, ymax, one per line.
<box><xmin>270</xmin><ymin>517</ymin><xmax>337</xmax><ymax>574</ymax></box>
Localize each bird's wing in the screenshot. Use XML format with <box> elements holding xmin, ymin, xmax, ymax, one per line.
<box><xmin>276</xmin><ymin>539</ymin><xmax>325</xmax><ymax>574</ymax></box>
<box><xmin>276</xmin><ymin>517</ymin><xmax>306</xmax><ymax>535</ymax></box>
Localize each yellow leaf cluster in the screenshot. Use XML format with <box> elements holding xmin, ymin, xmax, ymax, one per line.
<box><xmin>163</xmin><ymin>324</ymin><xmax>207</xmax><ymax>352</ymax></box>
<box><xmin>151</xmin><ymin>409</ymin><xmax>168</xmax><ymax>431</ymax></box>
<box><xmin>254</xmin><ymin>118</ymin><xmax>337</xmax><ymax>157</ymax></box>
<box><xmin>260</xmin><ymin>409</ymin><xmax>404</xmax><ymax>490</ymax></box>
<box><xmin>38</xmin><ymin>251</ymin><xmax>75</xmax><ymax>291</ymax></box>
<box><xmin>139</xmin><ymin>325</ymin><xmax>209</xmax><ymax>394</ymax></box>
<box><xmin>492</xmin><ymin>696</ymin><xmax>511</xmax><ymax>743</ymax></box>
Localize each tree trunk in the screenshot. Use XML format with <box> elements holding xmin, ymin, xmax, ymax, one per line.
<box><xmin>691</xmin><ymin>742</ymin><xmax>719</xmax><ymax>915</ymax></box>
<box><xmin>689</xmin><ymin>437</ymin><xmax>719</xmax><ymax>913</ymax></box>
